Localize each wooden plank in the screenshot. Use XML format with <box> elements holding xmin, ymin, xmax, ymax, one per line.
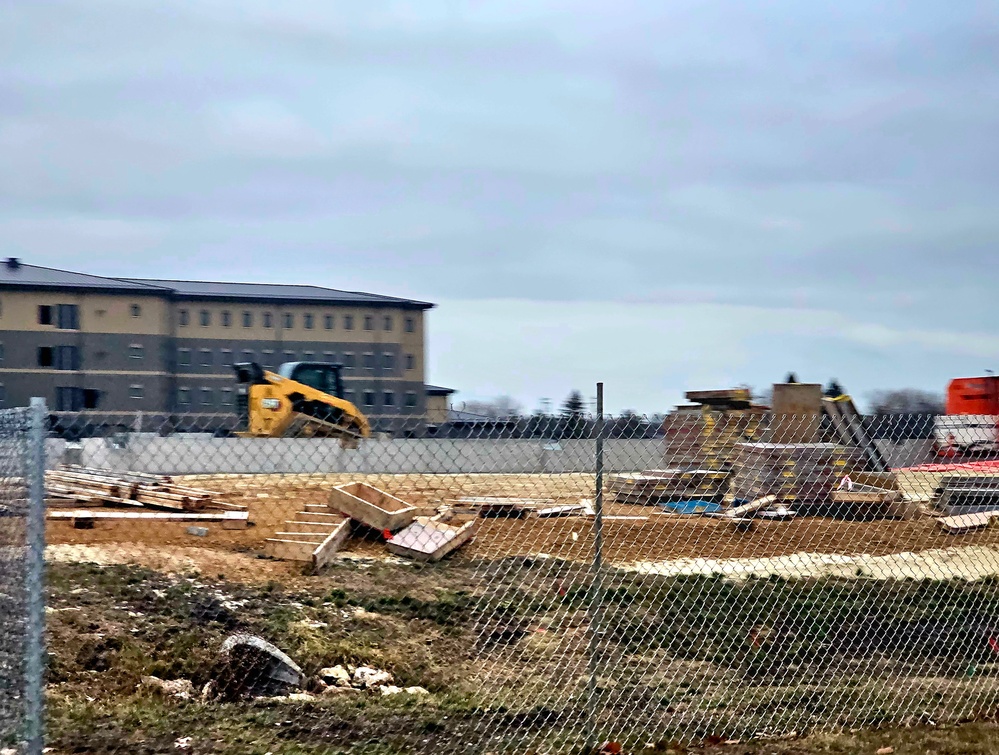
<box><xmin>938</xmin><ymin>511</ymin><xmax>998</xmax><ymax>534</ymax></box>
<box><xmin>275</xmin><ymin>532</ymin><xmax>329</xmax><ymax>541</ymax></box>
<box><xmin>312</xmin><ymin>519</ymin><xmax>353</xmax><ymax>570</ymax></box>
<box><xmin>264</xmin><ymin>539</ymin><xmax>317</xmax><ymax>562</ymax></box>
<box><xmin>48</xmin><ymin>510</ymin><xmax>248</xmax><ymax>524</ymax></box>
<box><xmin>726</xmin><ymin>494</ymin><xmax>777</xmax><ymax>518</ymax></box>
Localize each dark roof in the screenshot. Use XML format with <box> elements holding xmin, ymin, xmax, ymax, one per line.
<box><xmin>0</xmin><ymin>260</ymin><xmax>433</xmax><ymax>308</ymax></box>
<box><xmin>0</xmin><ymin>262</ymin><xmax>167</xmax><ymax>293</ymax></box>
<box><xmin>426</xmin><ymin>385</ymin><xmax>457</xmax><ymax>396</ymax></box>
<box><xmin>120</xmin><ymin>279</ymin><xmax>433</xmax><ymax>308</ymax></box>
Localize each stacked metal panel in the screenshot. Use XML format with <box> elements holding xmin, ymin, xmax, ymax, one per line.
<box><xmin>730</xmin><ymin>442</ymin><xmax>862</xmax><ymax>505</ymax></box>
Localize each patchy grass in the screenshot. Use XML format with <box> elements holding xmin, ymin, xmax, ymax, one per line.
<box><xmin>41</xmin><ymin>560</ymin><xmax>999</xmax><ymax>753</ymax></box>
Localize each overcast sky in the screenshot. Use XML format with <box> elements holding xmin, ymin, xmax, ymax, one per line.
<box><xmin>3</xmin><ymin>1</ymin><xmax>999</xmax><ymax>413</ymax></box>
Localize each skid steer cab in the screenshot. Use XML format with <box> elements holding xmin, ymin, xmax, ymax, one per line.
<box><xmin>233</xmin><ymin>361</ymin><xmax>371</xmax><ymax>448</ymax></box>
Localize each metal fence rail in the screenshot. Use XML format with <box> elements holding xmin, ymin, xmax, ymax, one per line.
<box><xmin>6</xmin><ymin>398</ymin><xmax>999</xmax><ymax>752</ymax></box>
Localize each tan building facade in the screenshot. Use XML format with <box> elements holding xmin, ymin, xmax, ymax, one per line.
<box><xmin>0</xmin><ymin>259</ymin><xmax>440</xmax><ymax>434</ymax></box>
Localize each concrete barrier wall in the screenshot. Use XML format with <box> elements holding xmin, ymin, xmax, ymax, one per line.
<box><xmin>76</xmin><ymin>436</ymin><xmax>666</xmax><ymax>476</ymax></box>
<box><xmin>61</xmin><ymin>436</ymin><xmax>936</xmax><ymax>477</ymax></box>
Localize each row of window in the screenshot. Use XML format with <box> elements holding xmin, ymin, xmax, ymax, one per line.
<box><xmin>176</xmin><ymin>348</ymin><xmax>416</xmax><ymax>371</ymax></box>
<box><xmin>38</xmin><ymin>304</ymin><xmax>80</xmax><ymax>330</ymax></box>
<box><xmin>179</xmin><ymin>309</ymin><xmax>416</xmax><ymax>334</ymax></box>
<box><xmin>172</xmin><ymin>387</ymin><xmax>419</xmax><ymax>409</ymax></box>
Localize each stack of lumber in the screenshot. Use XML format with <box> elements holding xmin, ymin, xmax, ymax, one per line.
<box><xmin>45</xmin><ymin>466</ymin><xmax>242</xmax><ymax>512</ymax></box>
<box><xmin>662</xmin><ymin>390</ymin><xmax>767</xmax><ymax>470</ymax></box>
<box><xmin>265</xmin><ymin>505</ymin><xmax>352</xmax><ymax>569</ymax></box>
<box><xmin>730</xmin><ymin>443</ymin><xmax>862</xmax><ymax>507</ymax></box>
<box><xmin>933</xmin><ymin>475</ymin><xmax>999</xmax><ymax>516</ymax></box>
<box><xmin>608</xmin><ymin>468</ymin><xmax>729</xmax><ymax>505</ymax></box>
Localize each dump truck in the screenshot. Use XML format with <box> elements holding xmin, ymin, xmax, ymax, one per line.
<box><xmin>233</xmin><ymin>362</ymin><xmax>371</xmax><ymax>447</ymax></box>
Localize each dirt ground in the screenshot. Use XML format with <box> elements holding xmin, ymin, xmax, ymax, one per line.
<box><xmin>43</xmin><ymin>471</ymin><xmax>999</xmax><ymax>582</ymax></box>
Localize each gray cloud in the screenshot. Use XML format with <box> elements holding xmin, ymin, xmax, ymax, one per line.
<box><xmin>2</xmin><ymin>1</ymin><xmax>997</xmax><ymax>409</ymax></box>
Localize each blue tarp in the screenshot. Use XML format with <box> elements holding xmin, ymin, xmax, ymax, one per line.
<box><xmin>658</xmin><ymin>499</ymin><xmax>722</xmax><ymax>515</ymax></box>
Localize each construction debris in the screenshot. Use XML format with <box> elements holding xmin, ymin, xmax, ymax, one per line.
<box><xmin>730</xmin><ymin>443</ymin><xmax>862</xmax><ymax>509</ymax></box>
<box><xmin>821</xmin><ymin>396</ymin><xmax>890</xmax><ymax>472</ymax></box>
<box><xmin>387</xmin><ymin>518</ymin><xmax>477</xmax><ymax>562</ymax></box>
<box><xmin>452</xmin><ymin>497</ymin><xmax>555</xmax><ymax>518</ymax></box>
<box><xmin>937</xmin><ymin>511</ymin><xmax>998</xmax><ymax>534</ymax></box>
<box><xmin>329</xmin><ymin>482</ymin><xmax>416</xmax><ymax>531</ymax></box>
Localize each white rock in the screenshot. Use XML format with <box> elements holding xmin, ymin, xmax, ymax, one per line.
<box><xmin>379</xmin><ymin>685</ymin><xmax>403</xmax><ymax>696</ymax></box>
<box><xmin>404</xmin><ymin>686</ymin><xmax>430</xmax><ymax>695</ymax></box>
<box><xmin>352</xmin><ymin>665</ymin><xmax>393</xmax><ymax>689</ymax></box>
<box><xmin>319</xmin><ymin>665</ymin><xmax>351</xmax><ymax>687</ymax></box>
<box><xmin>321</xmin><ymin>685</ymin><xmax>361</xmax><ymax>697</ymax></box>
<box><xmin>174</xmin><ymin>737</ymin><xmax>192</xmax><ymax>750</ymax></box>
<box><xmin>140</xmin><ymin>676</ymin><xmax>195</xmax><ymax>700</ymax></box>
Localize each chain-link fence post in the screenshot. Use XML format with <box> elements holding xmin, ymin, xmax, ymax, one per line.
<box><xmin>24</xmin><ymin>398</ymin><xmax>46</xmax><ymax>755</ymax></box>
<box><xmin>587</xmin><ymin>382</ymin><xmax>605</xmax><ymax>748</ymax></box>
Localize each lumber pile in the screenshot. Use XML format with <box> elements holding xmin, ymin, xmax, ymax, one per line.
<box><xmin>730</xmin><ymin>443</ymin><xmax>862</xmax><ymax>508</ymax></box>
<box><xmin>45</xmin><ymin>466</ymin><xmax>241</xmax><ymax>512</ymax></box>
<box><xmin>937</xmin><ymin>511</ymin><xmax>998</xmax><ymax>535</ymax></box>
<box><xmin>607</xmin><ymin>468</ymin><xmax>729</xmax><ymax>505</ymax></box>
<box><xmin>662</xmin><ymin>390</ymin><xmax>767</xmax><ymax>470</ymax></box>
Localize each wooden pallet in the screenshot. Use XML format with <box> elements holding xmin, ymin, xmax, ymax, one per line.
<box><xmin>264</xmin><ymin>508</ymin><xmax>352</xmax><ymax>569</ymax></box>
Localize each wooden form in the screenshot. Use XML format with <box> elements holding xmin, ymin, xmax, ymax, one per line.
<box><xmin>726</xmin><ymin>494</ymin><xmax>777</xmax><ymax>518</ymax></box>
<box><xmin>451</xmin><ymin>496</ymin><xmax>556</xmax><ymax>518</ymax></box>
<box><xmin>329</xmin><ymin>482</ymin><xmax>416</xmax><ymax>531</ymax></box>
<box><xmin>265</xmin><ymin>507</ymin><xmax>352</xmax><ymax>568</ymax></box>
<box><xmin>730</xmin><ymin>442</ymin><xmax>862</xmax><ymax>507</ymax></box>
<box><xmin>386</xmin><ymin>518</ymin><xmax>477</xmax><ymax>562</ymax></box>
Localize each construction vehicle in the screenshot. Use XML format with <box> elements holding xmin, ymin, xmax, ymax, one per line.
<box><xmin>233</xmin><ymin>362</ymin><xmax>371</xmax><ymax>447</ymax></box>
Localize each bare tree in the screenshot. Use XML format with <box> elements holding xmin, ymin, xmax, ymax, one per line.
<box><xmin>869</xmin><ymin>388</ymin><xmax>945</xmax><ymax>415</ymax></box>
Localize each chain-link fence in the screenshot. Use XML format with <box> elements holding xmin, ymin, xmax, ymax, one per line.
<box><xmin>8</xmin><ymin>394</ymin><xmax>999</xmax><ymax>752</ymax></box>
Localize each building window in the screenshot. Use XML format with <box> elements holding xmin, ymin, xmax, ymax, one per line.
<box><xmin>221</xmin><ymin>310</ymin><xmax>232</xmax><ymax>327</ymax></box>
<box><xmin>363</xmin><ymin>315</ymin><xmax>374</xmax><ymax>331</ymax></box>
<box><xmin>200</xmin><ymin>388</ymin><xmax>213</xmax><ymax>406</ymax></box>
<box><xmin>405</xmin><ymin>354</ymin><xmax>415</xmax><ymax>371</ymax></box>
<box><xmin>263</xmin><ymin>312</ymin><xmax>273</xmax><ymax>328</ymax></box>
<box><xmin>405</xmin><ymin>316</ymin><xmax>415</xmax><ymax>333</ymax></box>
<box><xmin>178</xmin><ymin>309</ymin><xmax>189</xmax><ymax>327</ymax></box>
<box><xmin>283</xmin><ymin>313</ymin><xmax>294</xmax><ymax>329</ymax></box>
<box><xmin>383</xmin><ymin>391</ymin><xmax>395</xmax><ymax>407</ymax></box>
<box><xmin>56</xmin><ymin>387</ymin><xmax>80</xmax><ymax>411</ymax></box>
<box><xmin>303</xmin><ymin>313</ymin><xmax>314</xmax><ymax>330</ymax></box>
<box><xmin>221</xmin><ymin>349</ymin><xmax>233</xmax><ymax>366</ymax></box>
<box><xmin>344</xmin><ymin>315</ymin><xmax>354</xmax><ymax>330</ymax></box>
<box><xmin>0</xmin><ymin>343</ymin><xmax>4</xmax><ymax>363</ymax></box>
<box><xmin>199</xmin><ymin>310</ymin><xmax>211</xmax><ymax>327</ymax></box>
<box><xmin>343</xmin><ymin>352</ymin><xmax>355</xmax><ymax>369</ymax></box>
<box><xmin>220</xmin><ymin>388</ymin><xmax>233</xmax><ymax>406</ymax></box>
<box><xmin>38</xmin><ymin>305</ymin><xmax>52</xmax><ymax>325</ymax></box>
<box><xmin>129</xmin><ymin>344</ymin><xmax>144</xmax><ymax>360</ymax></box>
<box><xmin>322</xmin><ymin>351</ymin><xmax>335</xmax><ymax>363</ymax></box>
<box><xmin>383</xmin><ymin>315</ymin><xmax>392</xmax><ymax>331</ymax></box>
<box><xmin>130</xmin><ymin>304</ymin><xmax>142</xmax><ymax>318</ymax></box>
<box><xmin>363</xmin><ymin>352</ymin><xmax>375</xmax><ymax>370</ymax></box>
<box><xmin>324</xmin><ymin>314</ymin><xmax>334</xmax><ymax>330</ymax></box>
<box><xmin>303</xmin><ymin>351</ymin><xmax>315</xmax><ymax>361</ymax></box>
<box><xmin>363</xmin><ymin>390</ymin><xmax>376</xmax><ymax>407</ymax></box>
<box><xmin>38</xmin><ymin>347</ymin><xmax>53</xmax><ymax>367</ymax></box>
<box><xmin>0</xmin><ymin>384</ymin><xmax>6</xmax><ymax>407</ymax></box>
<box><xmin>283</xmin><ymin>350</ymin><xmax>296</xmax><ymax>363</ymax></box>
<box><xmin>56</xmin><ymin>346</ymin><xmax>80</xmax><ymax>370</ymax></box>
<box><xmin>242</xmin><ymin>349</ymin><xmax>254</xmax><ymax>362</ymax></box>
<box><xmin>242</xmin><ymin>311</ymin><xmax>253</xmax><ymax>328</ymax></box>
<box><xmin>129</xmin><ymin>385</ymin><xmax>144</xmax><ymax>400</ymax></box>
<box><xmin>177</xmin><ymin>387</ymin><xmax>190</xmax><ymax>405</ymax></box>
<box><xmin>178</xmin><ymin>348</ymin><xmax>191</xmax><ymax>366</ymax></box>
<box><xmin>343</xmin><ymin>389</ymin><xmax>355</xmax><ymax>404</ymax></box>
<box><xmin>262</xmin><ymin>349</ymin><xmax>274</xmax><ymax>368</ymax></box>
<box><xmin>200</xmin><ymin>349</ymin><xmax>212</xmax><ymax>367</ymax></box>
<box><xmin>57</xmin><ymin>304</ymin><xmax>80</xmax><ymax>330</ymax></box>
<box><xmin>405</xmin><ymin>391</ymin><xmax>418</xmax><ymax>408</ymax></box>
<box><xmin>382</xmin><ymin>352</ymin><xmax>394</xmax><ymax>371</ymax></box>
<box><xmin>58</xmin><ymin>304</ymin><xmax>80</xmax><ymax>330</ymax></box>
